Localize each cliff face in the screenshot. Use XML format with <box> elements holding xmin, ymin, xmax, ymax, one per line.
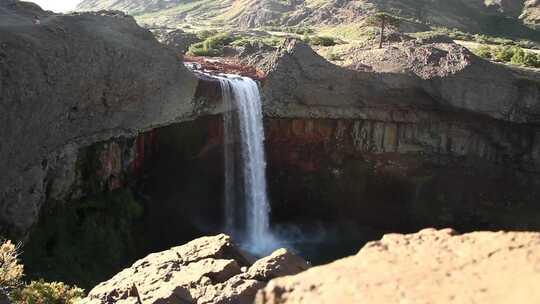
<box><xmin>0</xmin><ymin>1</ymin><xmax>208</xmax><ymax>237</ymax></box>
<box><xmin>257</xmin><ymin>40</ymin><xmax>540</xmax><ymax>232</ymax></box>
<box><xmin>3</xmin><ymin>9</ymin><xmax>540</xmax><ymax>286</ymax></box>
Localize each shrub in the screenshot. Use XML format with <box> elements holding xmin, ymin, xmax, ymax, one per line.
<box><xmin>524</xmin><ymin>52</ymin><xmax>540</xmax><ymax>68</ymax></box>
<box><xmin>0</xmin><ymin>240</ymin><xmax>24</xmax><ymax>290</ymax></box>
<box><xmin>188</xmin><ymin>41</ymin><xmax>224</xmax><ymax>56</ymax></box>
<box><xmin>11</xmin><ymin>280</ymin><xmax>84</xmax><ymax>304</ymax></box>
<box><xmin>196</xmin><ymin>29</ymin><xmax>218</xmax><ymax>40</ymax></box>
<box><xmin>487</xmin><ymin>45</ymin><xmax>540</xmax><ymax>68</ymax></box>
<box><xmin>309</xmin><ymin>36</ymin><xmax>337</xmax><ymax>46</ymax></box>
<box><xmin>473</xmin><ymin>45</ymin><xmax>493</xmax><ymax>59</ymax></box>
<box><xmin>510</xmin><ymin>47</ymin><xmax>526</xmax><ymax>65</ymax></box>
<box><xmin>493</xmin><ymin>46</ymin><xmax>516</xmax><ymax>62</ymax></box>
<box><xmin>187</xmin><ymin>32</ymin><xmax>238</xmax><ymax>57</ymax></box>
<box><xmin>292</xmin><ymin>27</ymin><xmax>314</xmax><ymax>35</ymax></box>
<box><xmin>203</xmin><ymin>33</ymin><xmax>235</xmax><ymax>49</ymax></box>
<box><xmin>262</xmin><ymin>36</ymin><xmax>285</xmax><ymax>47</ymax></box>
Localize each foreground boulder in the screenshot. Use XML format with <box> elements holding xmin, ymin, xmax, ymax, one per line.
<box><xmin>256</xmin><ymin>228</ymin><xmax>540</xmax><ymax>304</ymax></box>
<box><xmin>82</xmin><ymin>234</ymin><xmax>310</xmax><ymax>304</ymax></box>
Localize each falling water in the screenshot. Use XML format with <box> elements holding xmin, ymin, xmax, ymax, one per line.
<box><xmin>218</xmin><ymin>75</ymin><xmax>276</xmax><ymax>254</ymax></box>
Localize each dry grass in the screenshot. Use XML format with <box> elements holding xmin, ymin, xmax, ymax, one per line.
<box><xmin>0</xmin><ymin>239</ymin><xmax>24</xmax><ymax>289</ymax></box>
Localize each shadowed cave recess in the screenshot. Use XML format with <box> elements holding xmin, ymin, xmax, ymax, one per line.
<box><xmin>22</xmin><ymin>112</ymin><xmax>540</xmax><ymax>289</ymax></box>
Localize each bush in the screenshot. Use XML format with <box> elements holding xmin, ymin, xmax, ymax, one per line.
<box><xmin>0</xmin><ymin>240</ymin><xmax>24</xmax><ymax>290</ymax></box>
<box><xmin>188</xmin><ymin>42</ymin><xmax>221</xmax><ymax>56</ymax></box>
<box><xmin>187</xmin><ymin>32</ymin><xmax>237</xmax><ymax>57</ymax></box>
<box><xmin>524</xmin><ymin>52</ymin><xmax>540</xmax><ymax>68</ymax></box>
<box><xmin>11</xmin><ymin>280</ymin><xmax>84</xmax><ymax>304</ymax></box>
<box><xmin>477</xmin><ymin>45</ymin><xmax>540</xmax><ymax>68</ymax></box>
<box><xmin>473</xmin><ymin>45</ymin><xmax>493</xmax><ymax>59</ymax></box>
<box><xmin>230</xmin><ymin>36</ymin><xmax>283</xmax><ymax>48</ymax></box>
<box><xmin>493</xmin><ymin>46</ymin><xmax>516</xmax><ymax>62</ymax></box>
<box><xmin>307</xmin><ymin>36</ymin><xmax>337</xmax><ymax>46</ymax></box>
<box><xmin>510</xmin><ymin>47</ymin><xmax>526</xmax><ymax>65</ymax></box>
<box><xmin>196</xmin><ymin>29</ymin><xmax>218</xmax><ymax>40</ymax></box>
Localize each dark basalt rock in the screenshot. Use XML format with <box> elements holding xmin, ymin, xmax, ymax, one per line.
<box><xmin>0</xmin><ymin>1</ymin><xmax>202</xmax><ymax>238</ymax></box>
<box><xmin>262</xmin><ymin>39</ymin><xmax>540</xmax><ymax>124</ymax></box>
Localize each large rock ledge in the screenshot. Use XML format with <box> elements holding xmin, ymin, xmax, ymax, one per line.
<box><xmin>256</xmin><ymin>229</ymin><xmax>540</xmax><ymax>304</ymax></box>
<box><xmin>81</xmin><ymin>234</ymin><xmax>310</xmax><ymax>304</ymax></box>
<box><xmin>0</xmin><ymin>1</ymin><xmax>214</xmax><ymax>238</ymax></box>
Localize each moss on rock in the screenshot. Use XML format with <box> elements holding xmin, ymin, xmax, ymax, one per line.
<box><xmin>22</xmin><ymin>189</ymin><xmax>144</xmax><ymax>289</ymax></box>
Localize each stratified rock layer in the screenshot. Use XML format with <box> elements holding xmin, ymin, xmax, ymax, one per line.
<box><xmin>256</xmin><ymin>229</ymin><xmax>540</xmax><ymax>304</ymax></box>
<box><xmin>82</xmin><ymin>234</ymin><xmax>310</xmax><ymax>304</ymax></box>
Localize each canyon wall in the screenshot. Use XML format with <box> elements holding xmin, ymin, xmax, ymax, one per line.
<box><xmin>259</xmin><ymin>39</ymin><xmax>540</xmax><ymax>231</ymax></box>
<box><xmin>0</xmin><ymin>1</ymin><xmax>228</xmax><ymax>237</ymax></box>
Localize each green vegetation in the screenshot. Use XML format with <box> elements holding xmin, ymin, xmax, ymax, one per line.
<box><xmin>0</xmin><ymin>240</ymin><xmax>83</xmax><ymax>304</ymax></box>
<box><xmin>11</xmin><ymin>281</ymin><xmax>84</xmax><ymax>304</ymax></box>
<box><xmin>231</xmin><ymin>36</ymin><xmax>285</xmax><ymax>48</ymax></box>
<box><xmin>22</xmin><ymin>189</ymin><xmax>144</xmax><ymax>289</ymax></box>
<box><xmin>262</xmin><ymin>26</ymin><xmax>314</xmax><ymax>35</ymax></box>
<box><xmin>421</xmin><ymin>27</ymin><xmax>540</xmax><ymax>49</ymax></box>
<box><xmin>473</xmin><ymin>45</ymin><xmax>540</xmax><ymax>68</ymax></box>
<box><xmin>0</xmin><ymin>240</ymin><xmax>24</xmax><ymax>290</ymax></box>
<box><xmin>188</xmin><ymin>32</ymin><xmax>239</xmax><ymax>56</ymax></box>
<box><xmin>303</xmin><ymin>35</ymin><xmax>337</xmax><ymax>46</ymax></box>
<box><xmin>196</xmin><ymin>29</ymin><xmax>219</xmax><ymax>40</ymax></box>
<box><xmin>365</xmin><ymin>12</ymin><xmax>402</xmax><ymax>48</ymax></box>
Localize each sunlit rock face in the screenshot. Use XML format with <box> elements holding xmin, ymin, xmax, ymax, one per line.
<box><xmin>256</xmin><ymin>229</ymin><xmax>540</xmax><ymax>304</ymax></box>
<box><xmin>81</xmin><ymin>234</ymin><xmax>309</xmax><ymax>304</ymax></box>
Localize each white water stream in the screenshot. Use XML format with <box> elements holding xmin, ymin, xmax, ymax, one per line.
<box><xmin>218</xmin><ymin>75</ymin><xmax>277</xmax><ymax>254</ymax></box>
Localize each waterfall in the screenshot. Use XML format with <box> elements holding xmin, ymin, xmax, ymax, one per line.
<box><xmin>218</xmin><ymin>75</ymin><xmax>276</xmax><ymax>254</ymax></box>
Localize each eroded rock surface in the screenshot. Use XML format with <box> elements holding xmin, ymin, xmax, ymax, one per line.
<box><xmin>0</xmin><ymin>1</ymin><xmax>220</xmax><ymax>238</ymax></box>
<box><xmin>264</xmin><ymin>39</ymin><xmax>540</xmax><ymax>123</ymax></box>
<box><xmin>82</xmin><ymin>234</ymin><xmax>309</xmax><ymax>304</ymax></box>
<box><xmin>256</xmin><ymin>229</ymin><xmax>540</xmax><ymax>304</ymax></box>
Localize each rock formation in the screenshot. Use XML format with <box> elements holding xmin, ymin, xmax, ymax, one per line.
<box><xmin>0</xmin><ymin>1</ymin><xmax>226</xmax><ymax>238</ymax></box>
<box><xmin>150</xmin><ymin>28</ymin><xmax>201</xmax><ymax>54</ymax></box>
<box><xmin>256</xmin><ymin>228</ymin><xmax>540</xmax><ymax>304</ymax></box>
<box><xmin>81</xmin><ymin>234</ymin><xmax>310</xmax><ymax>304</ymax></box>
<box><xmin>263</xmin><ymin>39</ymin><xmax>540</xmax><ymax>124</ymax></box>
<box><xmin>258</xmin><ymin>39</ymin><xmax>540</xmax><ymax>232</ymax></box>
<box><xmin>3</xmin><ymin>0</ymin><xmax>540</xmax><ymax>292</ymax></box>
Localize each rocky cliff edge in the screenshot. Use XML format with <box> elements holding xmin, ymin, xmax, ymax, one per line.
<box><xmin>0</xmin><ymin>1</ymin><xmax>206</xmax><ymax>237</ymax></box>
<box><xmin>256</xmin><ymin>228</ymin><xmax>540</xmax><ymax>304</ymax></box>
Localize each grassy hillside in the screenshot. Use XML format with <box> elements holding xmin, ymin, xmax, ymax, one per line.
<box><xmin>75</xmin><ymin>0</ymin><xmax>540</xmax><ymax>69</ymax></box>
<box><xmin>76</xmin><ymin>0</ymin><xmax>539</xmax><ymax>40</ymax></box>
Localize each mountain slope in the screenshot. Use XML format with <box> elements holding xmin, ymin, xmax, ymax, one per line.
<box><xmin>76</xmin><ymin>0</ymin><xmax>540</xmax><ymax>39</ymax></box>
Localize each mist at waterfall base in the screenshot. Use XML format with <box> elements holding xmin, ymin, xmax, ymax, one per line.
<box><xmin>216</xmin><ymin>75</ymin><xmax>384</xmax><ymax>261</ymax></box>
